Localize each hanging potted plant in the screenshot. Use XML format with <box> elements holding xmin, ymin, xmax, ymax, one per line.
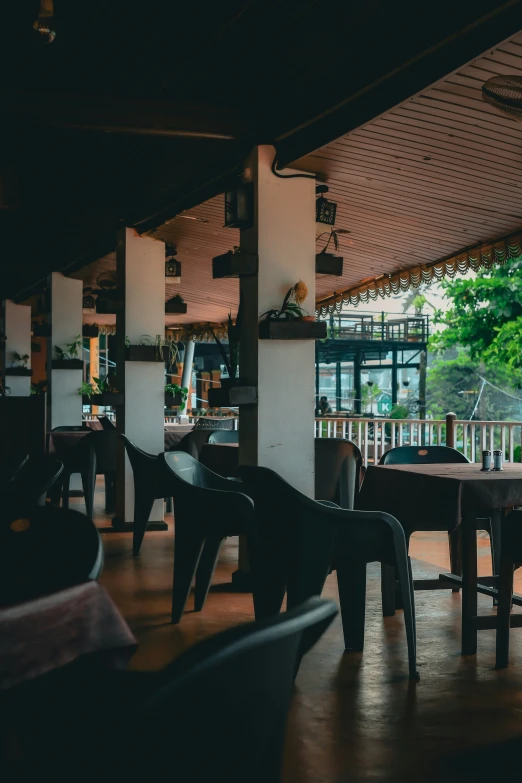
<box><xmin>212</xmin><ymin>247</ymin><xmax>258</xmax><ymax>279</ymax></box>
<box><xmin>125</xmin><ymin>334</ymin><xmax>169</xmax><ymax>362</ymax></box>
<box><xmin>79</xmin><ymin>376</ymin><xmax>124</xmax><ymax>406</ymax></box>
<box><xmin>51</xmin><ymin>335</ymin><xmax>83</xmax><ymax>369</ymax></box>
<box><xmin>165</xmin><ymin>383</ymin><xmax>188</xmax><ymax>409</ymax></box>
<box><xmin>32</xmin><ymin>321</ymin><xmax>51</xmax><ymax>338</ymax></box>
<box><xmin>165</xmin><ymin>294</ymin><xmax>188</xmax><ymax>314</ymax></box>
<box><xmin>208</xmin><ymin>297</ymin><xmax>257</xmax><ymax>407</ymax></box>
<box><xmin>82</xmin><ymin>324</ymin><xmax>99</xmax><ymax>338</ymax></box>
<box><xmin>315</xmin><ymin>228</ymin><xmax>350</xmax><ymax>276</ymax></box>
<box><xmin>6</xmin><ymin>351</ymin><xmax>32</xmax><ymax>376</ymax></box>
<box><xmin>259</xmin><ymin>281</ymin><xmax>327</xmax><ymax>339</ymax></box>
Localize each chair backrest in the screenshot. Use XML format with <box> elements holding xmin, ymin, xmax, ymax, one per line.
<box><xmin>0</xmin><ymin>452</ymin><xmax>29</xmax><ymax>489</ymax></box>
<box><xmin>85</xmin><ymin>430</ymin><xmax>118</xmax><ymax>474</ymax></box>
<box><xmin>5</xmin><ymin>456</ymin><xmax>64</xmax><ymax>508</ymax></box>
<box><xmin>163</xmin><ymin>450</ymin><xmax>231</xmax><ymax>491</ymax></box>
<box><xmin>208</xmin><ymin>430</ymin><xmax>239</xmax><ymax>445</ymax></box>
<box><xmin>137</xmin><ymin>598</ymin><xmax>337</xmax><ymax>783</ymax></box>
<box><xmin>0</xmin><ymin>506</ymin><xmax>103</xmax><ymax>604</ymax></box>
<box><xmin>314</xmin><ymin>438</ymin><xmax>362</xmax><ymax>509</ymax></box>
<box><xmin>97</xmin><ymin>416</ymin><xmax>116</xmax><ymax>431</ymax></box>
<box><xmin>175</xmin><ymin>429</ymin><xmax>214</xmax><ymax>459</ymax></box>
<box><xmin>380</xmin><ymin>445</ymin><xmax>469</xmax><ymax>465</ymax></box>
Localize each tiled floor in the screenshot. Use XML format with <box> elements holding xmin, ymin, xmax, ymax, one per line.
<box><xmin>78</xmin><ymin>485</ymin><xmax>522</xmax><ymax>782</ymax></box>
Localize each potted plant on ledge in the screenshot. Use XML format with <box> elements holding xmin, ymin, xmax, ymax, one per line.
<box><xmin>6</xmin><ymin>351</ymin><xmax>32</xmax><ymax>376</ymax></box>
<box><xmin>208</xmin><ymin>300</ymin><xmax>257</xmax><ymax>407</ymax></box>
<box><xmin>259</xmin><ymin>281</ymin><xmax>327</xmax><ymax>339</ymax></box>
<box><xmin>79</xmin><ymin>376</ymin><xmax>123</xmax><ymax>406</ymax></box>
<box><xmin>165</xmin><ymin>383</ymin><xmax>188</xmax><ymax>409</ymax></box>
<box><xmin>52</xmin><ymin>336</ymin><xmax>83</xmax><ymax>369</ymax></box>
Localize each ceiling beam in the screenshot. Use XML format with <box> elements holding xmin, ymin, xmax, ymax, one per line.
<box><xmin>0</xmin><ymin>92</ymin><xmax>243</xmax><ymax>140</ymax></box>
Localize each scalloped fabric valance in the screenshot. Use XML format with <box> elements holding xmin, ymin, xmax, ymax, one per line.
<box><xmin>315</xmin><ymin>231</ymin><xmax>522</xmax><ymax>317</ymax></box>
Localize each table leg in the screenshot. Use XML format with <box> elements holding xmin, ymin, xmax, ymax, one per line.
<box><xmin>462</xmin><ymin>511</ymin><xmax>478</xmax><ymax>655</ymax></box>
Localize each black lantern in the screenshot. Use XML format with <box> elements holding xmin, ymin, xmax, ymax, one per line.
<box><xmin>316</xmin><ymin>184</ymin><xmax>337</xmax><ymax>226</ymax></box>
<box><xmin>224</xmin><ymin>183</ymin><xmax>254</xmax><ymax>229</ymax></box>
<box><xmin>83</xmin><ymin>292</ymin><xmax>95</xmax><ymax>311</ymax></box>
<box><xmin>165</xmin><ymin>246</ymin><xmax>182</xmax><ymax>283</ymax></box>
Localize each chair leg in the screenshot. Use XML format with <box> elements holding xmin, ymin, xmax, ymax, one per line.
<box><xmin>132</xmin><ymin>492</ymin><xmax>155</xmax><ymax>556</ymax></box>
<box><xmin>337</xmin><ymin>560</ymin><xmax>366</xmax><ymax>652</ymax></box>
<box><xmin>61</xmin><ymin>472</ymin><xmax>71</xmax><ymax>510</ymax></box>
<box><xmin>104</xmin><ymin>473</ymin><xmax>116</xmax><ymax>514</ymax></box>
<box><xmin>194</xmin><ymin>537</ymin><xmax>222</xmax><ymax>612</ymax></box>
<box><xmin>448</xmin><ymin>529</ymin><xmax>462</xmax><ymax>592</ymax></box>
<box><xmin>396</xmin><ymin>553</ymin><xmax>419</xmax><ymax>680</ymax></box>
<box><xmin>496</xmin><ymin>554</ymin><xmax>515</xmax><ymax>669</ymax></box>
<box><xmin>381</xmin><ymin>563</ymin><xmax>396</xmax><ymax>616</ymax></box>
<box><xmin>165</xmin><ymin>496</ymin><xmax>173</xmax><ymax>514</ymax></box>
<box><xmin>490</xmin><ymin>510</ymin><xmax>502</xmax><ymax>607</ymax></box>
<box><xmin>172</xmin><ymin>529</ymin><xmax>204</xmax><ymax>624</ymax></box>
<box><xmin>81</xmin><ymin>470</ymin><xmax>95</xmax><ymax>522</ymax></box>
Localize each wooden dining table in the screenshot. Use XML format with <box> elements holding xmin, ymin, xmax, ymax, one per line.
<box><xmin>199</xmin><ymin>442</ymin><xmax>239</xmax><ymax>477</ymax></box>
<box><xmin>358</xmin><ymin>462</ymin><xmax>522</xmax><ymax>655</ymax></box>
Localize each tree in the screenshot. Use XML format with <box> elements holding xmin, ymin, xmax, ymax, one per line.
<box><xmin>431</xmin><ymin>257</ymin><xmax>522</xmax><ymax>371</ymax></box>
<box><xmin>426</xmin><ymin>349</ymin><xmax>522</xmax><ymax>421</ymax></box>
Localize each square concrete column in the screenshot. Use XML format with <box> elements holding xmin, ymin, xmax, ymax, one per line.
<box><xmin>2</xmin><ymin>300</ymin><xmax>32</xmax><ymax>396</ymax></box>
<box><xmin>239</xmin><ymin>145</ymin><xmax>316</xmax><ymax>497</ymax></box>
<box><xmin>114</xmin><ymin>227</ymin><xmax>167</xmax><ymax>531</ymax></box>
<box><xmin>48</xmin><ymin>272</ymin><xmax>83</xmax><ymax>428</ymax></box>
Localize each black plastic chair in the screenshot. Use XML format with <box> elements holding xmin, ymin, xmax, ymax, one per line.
<box><xmin>194</xmin><ymin>417</ymin><xmax>235</xmax><ymax>431</ymax></box>
<box><xmin>97</xmin><ymin>416</ymin><xmax>116</xmax><ymax>431</ymax></box>
<box><xmin>208</xmin><ymin>430</ymin><xmax>239</xmax><ymax>444</ymax></box>
<box><xmin>3</xmin><ymin>456</ymin><xmax>64</xmax><ymax>510</ymax></box>
<box><xmin>85</xmin><ymin>430</ymin><xmax>118</xmax><ymax>514</ymax></box>
<box><xmin>11</xmin><ymin>598</ymin><xmax>337</xmax><ymax>783</ymax></box>
<box><xmin>0</xmin><ymin>505</ymin><xmax>103</xmax><ymax>605</ymax></box>
<box><xmin>54</xmin><ymin>436</ymin><xmax>96</xmax><ymax>521</ymax></box>
<box><xmin>239</xmin><ymin>465</ymin><xmax>419</xmax><ymax>680</ymax></box>
<box><xmin>496</xmin><ymin>510</ymin><xmax>522</xmax><ymax>668</ymax></box>
<box><xmin>162</xmin><ymin>452</ymin><xmax>257</xmax><ymax>623</ymax></box>
<box><xmin>121</xmin><ymin>436</ymin><xmax>175</xmax><ymax>555</ymax></box>
<box><xmin>315</xmin><ymin>437</ymin><xmax>362</xmax><ymax>509</ymax></box>
<box><xmin>0</xmin><ymin>451</ymin><xmax>29</xmax><ymax>490</ymax></box>
<box><xmin>379</xmin><ymin>445</ymin><xmax>499</xmax><ymax>611</ymax></box>
<box><xmin>174</xmin><ymin>429</ymin><xmax>214</xmax><ymax>458</ymax></box>
<box><xmin>52</xmin><ymin>425</ymin><xmax>90</xmax><ymax>431</ymax></box>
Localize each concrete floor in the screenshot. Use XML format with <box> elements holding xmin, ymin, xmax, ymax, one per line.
<box><xmin>78</xmin><ymin>485</ymin><xmax>522</xmax><ymax>782</ymax></box>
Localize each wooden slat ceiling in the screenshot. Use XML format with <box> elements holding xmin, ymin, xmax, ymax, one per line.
<box><xmin>76</xmin><ymin>30</ymin><xmax>522</xmax><ymax>325</ymax></box>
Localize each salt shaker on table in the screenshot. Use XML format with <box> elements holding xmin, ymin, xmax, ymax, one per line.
<box><xmin>493</xmin><ymin>450</ymin><xmax>503</xmax><ymax>471</ymax></box>
<box><xmin>481</xmin><ymin>450</ymin><xmax>492</xmax><ymax>471</ymax></box>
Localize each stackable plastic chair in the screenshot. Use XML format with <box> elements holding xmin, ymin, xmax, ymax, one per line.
<box><xmin>13</xmin><ymin>599</ymin><xmax>337</xmax><ymax>783</ymax></box>
<box><xmin>208</xmin><ymin>430</ymin><xmax>239</xmax><ymax>444</ymax></box>
<box><xmin>57</xmin><ymin>437</ymin><xmax>96</xmax><ymax>521</ymax></box>
<box><xmin>0</xmin><ymin>505</ymin><xmax>103</xmax><ymax>604</ymax></box>
<box><xmin>121</xmin><ymin>436</ymin><xmax>175</xmax><ymax>555</ymax></box>
<box><xmin>315</xmin><ymin>437</ymin><xmax>363</xmax><ymax>508</ymax></box>
<box><xmin>379</xmin><ymin>445</ymin><xmax>499</xmax><ymax>611</ymax></box>
<box><xmin>162</xmin><ymin>452</ymin><xmax>257</xmax><ymax>623</ymax></box>
<box><xmin>85</xmin><ymin>430</ymin><xmax>118</xmax><ymax>514</ymax></box>
<box><xmin>239</xmin><ymin>465</ymin><xmax>418</xmax><ymax>680</ymax></box>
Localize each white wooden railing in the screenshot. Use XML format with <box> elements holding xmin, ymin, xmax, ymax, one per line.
<box><xmin>314</xmin><ymin>414</ymin><xmax>522</xmax><ymax>467</ymax></box>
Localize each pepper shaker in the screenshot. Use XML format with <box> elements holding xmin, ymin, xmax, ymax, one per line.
<box><xmin>493</xmin><ymin>450</ymin><xmax>503</xmax><ymax>471</ymax></box>
<box><xmin>482</xmin><ymin>450</ymin><xmax>492</xmax><ymax>471</ymax></box>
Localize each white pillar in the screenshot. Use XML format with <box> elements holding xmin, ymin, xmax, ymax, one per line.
<box><xmin>48</xmin><ymin>272</ymin><xmax>83</xmax><ymax>428</ymax></box>
<box><xmin>2</xmin><ymin>300</ymin><xmax>32</xmax><ymax>396</ymax></box>
<box><xmin>114</xmin><ymin>227</ymin><xmax>167</xmax><ymax>530</ymax></box>
<box><xmin>239</xmin><ymin>145</ymin><xmax>316</xmax><ymax>496</ymax></box>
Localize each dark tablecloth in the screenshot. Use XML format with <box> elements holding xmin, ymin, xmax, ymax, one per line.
<box><xmin>0</xmin><ymin>581</ymin><xmax>136</xmax><ymax>691</ymax></box>
<box><xmin>357</xmin><ymin>463</ymin><xmax>522</xmax><ymax>535</ymax></box>
<box><xmin>199</xmin><ymin>442</ymin><xmax>239</xmax><ymax>477</ymax></box>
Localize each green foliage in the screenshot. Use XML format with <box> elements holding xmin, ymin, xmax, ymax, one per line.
<box><xmin>30</xmin><ymin>380</ymin><xmax>47</xmax><ymax>396</ymax></box>
<box><xmin>55</xmin><ymin>335</ymin><xmax>82</xmax><ymax>361</ymax></box>
<box><xmin>389</xmin><ymin>404</ymin><xmax>409</xmax><ymax>419</ymax></box>
<box><xmin>165</xmin><ymin>383</ymin><xmax>189</xmax><ymax>412</ymax></box>
<box><xmin>431</xmin><ymin>257</ymin><xmax>522</xmax><ymax>371</ymax></box>
<box><xmin>426</xmin><ymin>349</ymin><xmax>522</xmax><ymax>420</ymax></box>
<box><xmin>11</xmin><ymin>351</ymin><xmax>29</xmax><ymax>367</ymax></box>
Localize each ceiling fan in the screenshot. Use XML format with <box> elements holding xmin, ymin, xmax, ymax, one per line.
<box><xmin>482</xmin><ymin>74</ymin><xmax>522</xmax><ymax>120</ymax></box>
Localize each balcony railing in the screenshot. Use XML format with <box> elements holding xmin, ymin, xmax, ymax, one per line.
<box><xmin>327</xmin><ymin>313</ymin><xmax>430</xmax><ymax>343</ymax></box>
<box><xmin>314</xmin><ymin>414</ymin><xmax>522</xmax><ymax>467</ymax></box>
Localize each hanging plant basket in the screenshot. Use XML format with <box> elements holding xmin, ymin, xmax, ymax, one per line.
<box><xmin>165</xmin><ymin>391</ymin><xmax>184</xmax><ymax>407</ymax></box>
<box><xmin>96</xmin><ymin>291</ymin><xmax>124</xmax><ymax>314</ymax></box>
<box><xmin>51</xmin><ymin>359</ymin><xmax>84</xmax><ymax>369</ymax></box>
<box><xmin>125</xmin><ymin>345</ymin><xmax>169</xmax><ymax>362</ymax></box>
<box><xmin>212</xmin><ymin>251</ymin><xmax>258</xmax><ymax>279</ymax></box>
<box><xmin>82</xmin><ymin>325</ymin><xmax>99</xmax><ymax>338</ymax></box>
<box><xmin>5</xmin><ymin>367</ymin><xmax>32</xmax><ymax>376</ymax></box>
<box><xmin>315</xmin><ymin>252</ymin><xmax>343</xmax><ymax>276</ymax></box>
<box><xmin>208</xmin><ymin>377</ymin><xmax>257</xmax><ymax>407</ymax></box>
<box><xmin>32</xmin><ymin>322</ymin><xmax>51</xmax><ymax>338</ymax></box>
<box><xmin>165</xmin><ymin>297</ymin><xmax>187</xmax><ymax>315</ymax></box>
<box><xmin>84</xmin><ymin>392</ymin><xmax>124</xmax><ymax>406</ymax></box>
<box><xmin>259</xmin><ymin>318</ymin><xmax>327</xmax><ymax>340</ymax></box>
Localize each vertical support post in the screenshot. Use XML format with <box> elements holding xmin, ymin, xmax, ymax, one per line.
<box><xmin>418</xmin><ymin>349</ymin><xmax>427</xmax><ymax>420</ymax></box>
<box><xmin>354</xmin><ymin>349</ymin><xmax>362</xmax><ymax>415</ymax></box>
<box><xmin>48</xmin><ymin>272</ymin><xmax>83</xmax><ymax>428</ymax></box>
<box><xmin>238</xmin><ymin>144</ymin><xmax>316</xmax><ymax>497</ymax></box>
<box><xmin>335</xmin><ymin>361</ymin><xmax>341</xmax><ymax>413</ymax></box>
<box><xmin>2</xmin><ymin>300</ymin><xmax>32</xmax><ymax>396</ymax></box>
<box><xmin>114</xmin><ymin>228</ymin><xmax>167</xmax><ymax>531</ymax></box>
<box><xmin>181</xmin><ymin>339</ymin><xmax>195</xmax><ymax>415</ymax></box>
<box><xmin>315</xmin><ymin>343</ymin><xmax>320</xmax><ymax>416</ymax></box>
<box><xmin>391</xmin><ymin>348</ymin><xmax>398</xmax><ymax>406</ymax></box>
<box><xmin>446</xmin><ymin>411</ymin><xmax>457</xmax><ymax>449</ymax></box>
